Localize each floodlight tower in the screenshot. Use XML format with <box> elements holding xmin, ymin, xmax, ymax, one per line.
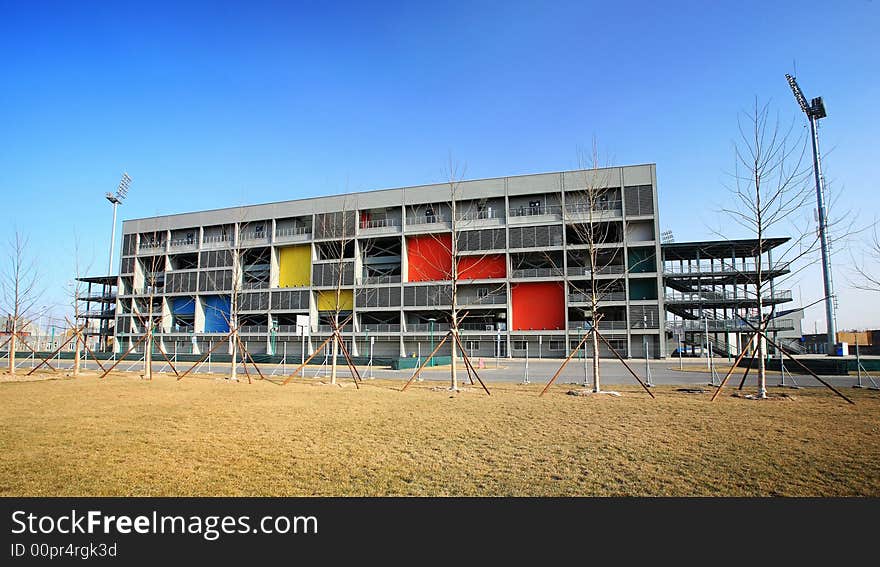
<box><xmin>105</xmin><ymin>172</ymin><xmax>132</xmax><ymax>275</ymax></box>
<box><xmin>785</xmin><ymin>74</ymin><xmax>835</xmax><ymax>354</ymax></box>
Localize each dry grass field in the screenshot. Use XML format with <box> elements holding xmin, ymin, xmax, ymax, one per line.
<box><xmin>1</xmin><ymin>370</ymin><xmax>878</xmax><ymax>496</ymax></box>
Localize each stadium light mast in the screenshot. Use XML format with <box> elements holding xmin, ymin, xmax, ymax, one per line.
<box><xmin>785</xmin><ymin>73</ymin><xmax>836</xmax><ymax>355</ymax></box>
<box><xmin>105</xmin><ymin>172</ymin><xmax>132</xmax><ymax>275</ymax></box>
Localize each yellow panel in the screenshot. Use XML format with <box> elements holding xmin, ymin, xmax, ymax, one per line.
<box><xmin>317</xmin><ymin>290</ymin><xmax>353</xmax><ymax>312</ymax></box>
<box><xmin>278</xmin><ymin>245</ymin><xmax>311</xmax><ymax>287</ymax></box>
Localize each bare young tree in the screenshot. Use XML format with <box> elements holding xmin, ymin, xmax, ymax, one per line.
<box><xmin>0</xmin><ymin>230</ymin><xmax>43</xmax><ymax>376</ymax></box>
<box><xmin>203</xmin><ymin>213</ymin><xmax>248</xmax><ymax>382</ymax></box>
<box><xmin>133</xmin><ymin>228</ymin><xmax>166</xmax><ymax>380</ymax></box>
<box><xmin>719</xmin><ymin>98</ymin><xmax>815</xmax><ymax>398</ymax></box>
<box><xmin>406</xmin><ymin>158</ymin><xmax>506</xmax><ymax>391</ymax></box>
<box><xmin>67</xmin><ymin>236</ymin><xmax>95</xmax><ymax>377</ymax></box>
<box><xmin>315</xmin><ymin>200</ymin><xmax>357</xmax><ymax>385</ymax></box>
<box><xmin>563</xmin><ymin>142</ymin><xmax>626</xmax><ymax>393</ymax></box>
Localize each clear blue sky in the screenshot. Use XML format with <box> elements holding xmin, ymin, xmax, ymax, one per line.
<box><xmin>1</xmin><ymin>1</ymin><xmax>877</xmax><ymax>330</ymax></box>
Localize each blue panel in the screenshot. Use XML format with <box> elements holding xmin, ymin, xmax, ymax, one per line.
<box><xmin>172</xmin><ymin>297</ymin><xmax>196</xmax><ymax>315</ymax></box>
<box><xmin>203</xmin><ymin>295</ymin><xmax>230</xmax><ymax>333</ymax></box>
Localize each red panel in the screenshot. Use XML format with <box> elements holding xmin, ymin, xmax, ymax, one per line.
<box><xmin>407</xmin><ymin>234</ymin><xmax>452</xmax><ymax>282</ymax></box>
<box><xmin>511</xmin><ymin>282</ymin><xmax>565</xmax><ymax>331</ymax></box>
<box><xmin>458</xmin><ymin>255</ymin><xmax>506</xmax><ymax>280</ymax></box>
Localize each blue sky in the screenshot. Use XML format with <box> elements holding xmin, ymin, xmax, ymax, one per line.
<box><xmin>1</xmin><ymin>1</ymin><xmax>878</xmax><ymax>330</ymax></box>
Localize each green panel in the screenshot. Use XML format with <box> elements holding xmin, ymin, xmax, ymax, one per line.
<box><xmin>629</xmin><ymin>278</ymin><xmax>658</xmax><ymax>300</ymax></box>
<box><xmin>628</xmin><ymin>247</ymin><xmax>656</xmax><ymax>273</ymax></box>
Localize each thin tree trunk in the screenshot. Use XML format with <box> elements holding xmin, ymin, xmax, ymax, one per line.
<box><xmin>73</xmin><ymin>331</ymin><xmax>82</xmax><ymax>377</ymax></box>
<box><xmin>8</xmin><ymin>323</ymin><xmax>16</xmax><ymax>375</ymax></box>
<box><xmin>450</xmin><ymin>312</ymin><xmax>459</xmax><ymax>391</ymax></box>
<box><xmin>230</xmin><ymin>317</ymin><xmax>238</xmax><ymax>382</ymax></box>
<box><xmin>591</xmin><ymin>328</ymin><xmax>600</xmax><ymax>393</ymax></box>
<box><xmin>330</xmin><ymin>312</ymin><xmax>339</xmax><ymax>385</ymax></box>
<box><xmin>755</xmin><ymin>259</ymin><xmax>766</xmax><ymax>398</ymax></box>
<box><xmin>144</xmin><ymin>303</ymin><xmax>153</xmax><ymax>380</ymax></box>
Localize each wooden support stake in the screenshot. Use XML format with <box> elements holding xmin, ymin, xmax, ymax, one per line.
<box><xmin>737</xmin><ymin>347</ymin><xmax>757</xmax><ymax>390</ymax></box>
<box><xmin>539</xmin><ymin>330</ymin><xmax>593</xmax><ymax>396</ymax></box>
<box><xmin>177</xmin><ymin>328</ymin><xmax>237</xmax><ymax>380</ymax></box>
<box><xmin>332</xmin><ymin>333</ymin><xmax>361</xmax><ymax>389</ymax></box>
<box><xmin>451</xmin><ymin>331</ymin><xmax>490</xmax><ymax>395</ymax></box>
<box><xmin>15</xmin><ymin>332</ymin><xmax>58</xmax><ymax>371</ymax></box>
<box><xmin>153</xmin><ymin>343</ymin><xmax>180</xmax><ymax>378</ymax></box>
<box><xmin>401</xmin><ymin>331</ymin><xmax>451</xmax><ymax>392</ymax></box>
<box><xmin>27</xmin><ymin>332</ymin><xmax>78</xmax><ymax>375</ymax></box>
<box><xmin>97</xmin><ymin>334</ymin><xmax>149</xmax><ymax>379</ymax></box>
<box><xmin>710</xmin><ymin>332</ymin><xmax>757</xmax><ymax>402</ymax></box>
<box><xmin>459</xmin><ymin>342</ymin><xmax>476</xmax><ymax>385</ymax></box>
<box><xmin>594</xmin><ymin>328</ymin><xmax>656</xmax><ymax>399</ymax></box>
<box><xmin>331</xmin><ymin>327</ymin><xmax>362</xmax><ymax>383</ymax></box>
<box><xmin>452</xmin><ymin>330</ymin><xmax>476</xmax><ymax>386</ymax></box>
<box><xmin>77</xmin><ymin>334</ymin><xmax>108</xmax><ymax>373</ymax></box>
<box><xmin>239</xmin><ymin>339</ymin><xmax>266</xmax><ymax>382</ymax></box>
<box><xmin>758</xmin><ymin>329</ymin><xmax>854</xmax><ymax>405</ymax></box>
<box><xmin>282</xmin><ymin>334</ymin><xmax>335</xmax><ymax>385</ymax></box>
<box><xmin>234</xmin><ymin>335</ymin><xmax>252</xmax><ymax>384</ymax></box>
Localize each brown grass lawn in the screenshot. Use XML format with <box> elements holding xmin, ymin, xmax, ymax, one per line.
<box><xmin>1</xmin><ymin>371</ymin><xmax>878</xmax><ymax>496</ymax></box>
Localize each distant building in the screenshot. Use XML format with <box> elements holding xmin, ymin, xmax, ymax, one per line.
<box><xmin>0</xmin><ymin>316</ymin><xmax>37</xmax><ymax>336</ymax></box>
<box><xmin>802</xmin><ymin>330</ymin><xmax>879</xmax><ymax>355</ymax></box>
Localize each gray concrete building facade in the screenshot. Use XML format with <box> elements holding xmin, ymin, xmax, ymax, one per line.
<box><xmin>113</xmin><ymin>164</ymin><xmax>669</xmax><ymax>361</ymax></box>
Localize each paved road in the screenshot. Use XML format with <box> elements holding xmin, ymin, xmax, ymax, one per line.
<box><xmin>13</xmin><ymin>356</ymin><xmax>879</xmax><ymax>391</ymax></box>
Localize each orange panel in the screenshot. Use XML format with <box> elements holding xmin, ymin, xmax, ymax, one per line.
<box><xmin>407</xmin><ymin>234</ymin><xmax>452</xmax><ymax>282</ymax></box>
<box><xmin>458</xmin><ymin>255</ymin><xmax>506</xmax><ymax>280</ymax></box>
<box><xmin>511</xmin><ymin>282</ymin><xmax>565</xmax><ymax>331</ymax></box>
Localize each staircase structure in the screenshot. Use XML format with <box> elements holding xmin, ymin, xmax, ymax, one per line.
<box><xmin>661</xmin><ymin>238</ymin><xmax>796</xmax><ymax>358</ymax></box>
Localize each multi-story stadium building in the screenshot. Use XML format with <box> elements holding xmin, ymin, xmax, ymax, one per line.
<box><xmin>89</xmin><ymin>163</ymin><xmax>797</xmax><ymax>362</ymax></box>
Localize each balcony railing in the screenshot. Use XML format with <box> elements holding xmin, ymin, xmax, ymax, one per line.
<box><xmin>408</xmin><ymin>323</ymin><xmax>451</xmax><ymax>333</ymax></box>
<box><xmin>567</xmin><ymin>265</ymin><xmax>626</xmax><ymax>276</ymax></box>
<box><xmin>275</xmin><ymin>324</ymin><xmax>309</xmax><ymax>334</ymax></box>
<box><xmin>240</xmin><ymin>325</ymin><xmax>269</xmax><ymax>334</ymax></box>
<box><xmin>362</xmin><ymin>274</ymin><xmax>402</xmax><ymax>285</ymax></box>
<box><xmin>240</xmin><ymin>230</ymin><xmax>268</xmax><ymax>242</ymax></box>
<box><xmin>564</xmin><ymin>200</ymin><xmax>623</xmax><ymax>216</ymax></box>
<box><xmin>202</xmin><ymin>235</ymin><xmax>232</xmax><ymax>246</ymax></box>
<box><xmin>460</xmin><ymin>323</ymin><xmax>503</xmax><ymax>331</ymax></box>
<box><xmin>664</xmin><ymin>290</ymin><xmax>792</xmax><ymax>302</ymax></box>
<box><xmin>359</xmin><ymin>218</ymin><xmax>401</xmax><ymax>230</ymax></box>
<box><xmin>666</xmin><ymin>318</ymin><xmax>796</xmax><ymax>332</ymax></box>
<box><xmin>456</xmin><ymin>209</ymin><xmax>503</xmax><ymax>221</ymax></box>
<box><xmin>169</xmin><ymin>238</ymin><xmax>198</xmax><ymax>249</ymax></box>
<box><xmin>407</xmin><ymin>214</ymin><xmax>449</xmax><ymax>226</ymax></box>
<box><xmin>82</xmin><ymin>309</ymin><xmax>116</xmax><ymax>318</ymax></box>
<box><xmin>316</xmin><ymin>324</ymin><xmax>353</xmax><ymax>333</ymax></box>
<box><xmin>509</xmin><ymin>204</ymin><xmax>562</xmax><ymax>217</ymax></box>
<box><xmin>663</xmin><ymin>262</ymin><xmax>790</xmax><ymax>276</ymax></box>
<box><xmin>568</xmin><ymin>320</ymin><xmax>628</xmax><ymax>331</ymax></box>
<box><xmin>83</xmin><ymin>292</ymin><xmax>117</xmax><ymax>300</ymax></box>
<box><xmin>361</xmin><ymin>323</ymin><xmax>401</xmax><ymax>332</ymax></box>
<box><xmin>568</xmin><ymin>291</ymin><xmax>626</xmax><ymax>303</ymax></box>
<box><xmin>511</xmin><ymin>267</ymin><xmax>565</xmax><ymax>279</ymax></box>
<box><xmin>458</xmin><ymin>294</ymin><xmax>507</xmax><ymax>305</ymax></box>
<box><xmin>138</xmin><ymin>241</ymin><xmax>166</xmax><ymax>251</ymax></box>
<box><xmin>275</xmin><ymin>226</ymin><xmax>312</xmax><ymax>239</ymax></box>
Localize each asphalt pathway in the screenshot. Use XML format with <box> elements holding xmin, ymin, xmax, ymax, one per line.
<box><xmin>13</xmin><ymin>355</ymin><xmax>879</xmax><ymax>391</ymax></box>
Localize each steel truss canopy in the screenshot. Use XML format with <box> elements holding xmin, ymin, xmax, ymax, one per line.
<box><xmin>661</xmin><ymin>237</ymin><xmax>789</xmax><ymax>261</ymax></box>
